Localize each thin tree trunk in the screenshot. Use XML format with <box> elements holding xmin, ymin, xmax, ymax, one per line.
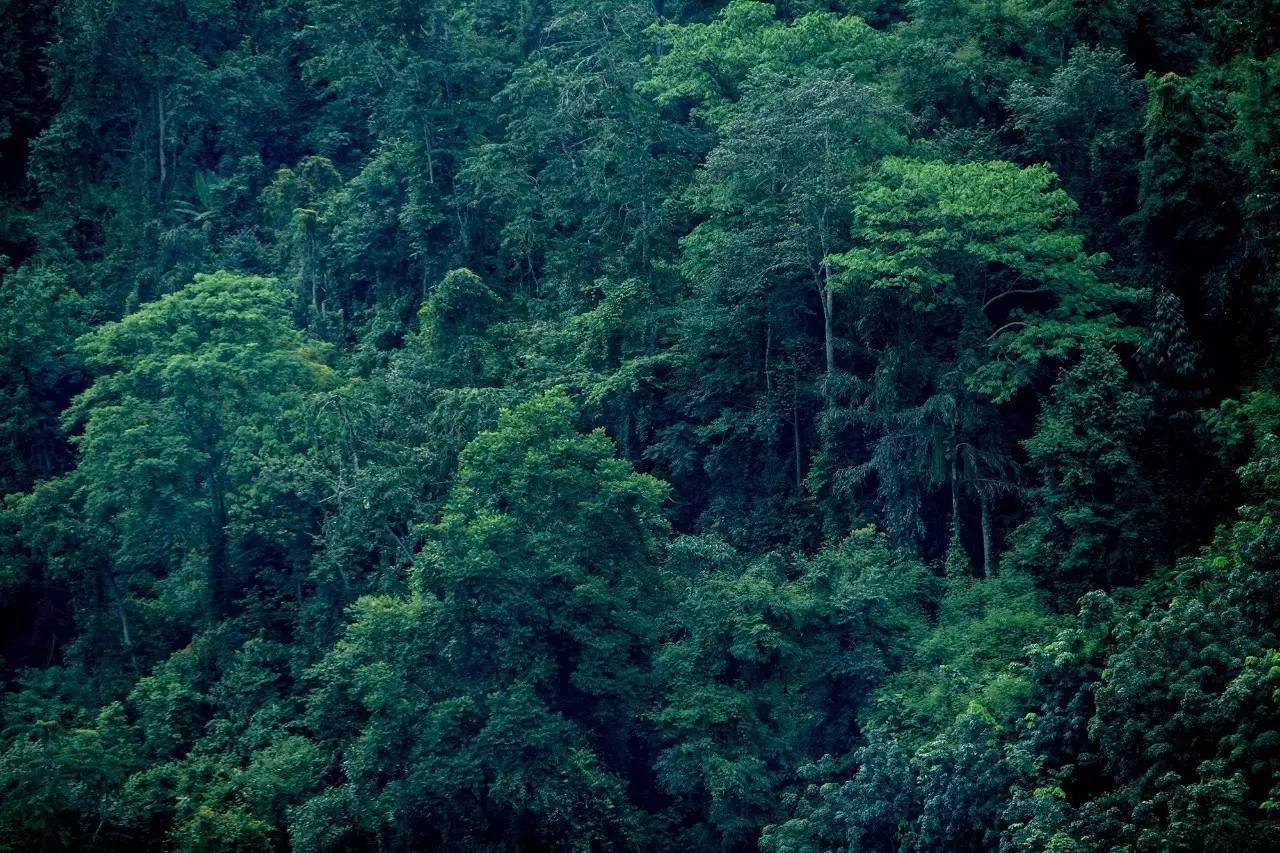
<box><xmin>792</xmin><ymin>383</ymin><xmax>802</xmax><ymax>492</ymax></box>
<box><xmin>157</xmin><ymin>87</ymin><xmax>166</xmax><ymax>193</ymax></box>
<box><xmin>207</xmin><ymin>475</ymin><xmax>228</xmax><ymax>617</ymax></box>
<box><xmin>950</xmin><ymin>451</ymin><xmax>960</xmax><ymax>538</ymax></box>
<box><xmin>310</xmin><ymin>256</ymin><xmax>319</xmax><ymax>316</ymax></box>
<box><xmin>980</xmin><ymin>493</ymin><xmax>995</xmax><ymax>578</ymax></box>
<box><xmin>423</xmin><ymin>119</ymin><xmax>436</xmax><ymax>184</ymax></box>
<box><xmin>107</xmin><ymin>570</ymin><xmax>132</xmax><ymax>649</ymax></box>
<box><xmin>764</xmin><ymin>318</ymin><xmax>773</xmax><ymax>394</ymax></box>
<box><xmin>821</xmin><ymin>273</ymin><xmax>835</xmax><ymax>379</ymax></box>
<box><xmin>817</xmin><ymin>200</ymin><xmax>835</xmax><ymax>385</ymax></box>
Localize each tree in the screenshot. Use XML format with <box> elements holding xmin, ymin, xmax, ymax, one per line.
<box><xmin>655</xmin><ymin>528</ymin><xmax>930</xmax><ymax>848</ymax></box>
<box><xmin>762</xmin><ymin>568</ymin><xmax>1058</xmax><ymax>852</ymax></box>
<box><xmin>304</xmin><ymin>391</ymin><xmax>672</xmax><ymax>849</ymax></box>
<box><xmin>823</xmin><ymin>157</ymin><xmax>1139</xmax><ymax>562</ymax></box>
<box><xmin>0</xmin><ymin>674</ymin><xmax>137</xmax><ymax>851</ymax></box>
<box><xmin>61</xmin><ymin>271</ymin><xmax>330</xmax><ymax>625</ymax></box>
<box><xmin>1005</xmin><ymin>46</ymin><xmax>1144</xmax><ymax>247</ymax></box>
<box><xmin>1005</xmin><ymin>345</ymin><xmax>1154</xmax><ymax>598</ymax></box>
<box><xmin>0</xmin><ymin>261</ymin><xmax>85</xmax><ymax>494</ymax></box>
<box><xmin>644</xmin><ymin>1</ymin><xmax>907</xmax><ymax>542</ymax></box>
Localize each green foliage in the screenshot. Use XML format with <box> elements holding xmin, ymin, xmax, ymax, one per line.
<box><xmin>1005</xmin><ymin>46</ymin><xmax>1145</xmax><ymax>240</ymax></box>
<box><xmin>818</xmin><ymin>157</ymin><xmax>1139</xmax><ymax>559</ymax></box>
<box><xmin>0</xmin><ymin>674</ymin><xmax>136</xmax><ymax>851</ymax></box>
<box><xmin>1</xmin><ymin>0</ymin><xmax>1279</xmax><ymax>849</ymax></box>
<box><xmin>0</xmin><ymin>262</ymin><xmax>84</xmax><ymax>494</ymax></box>
<box><xmin>303</xmin><ymin>391</ymin><xmax>671</xmax><ymax>849</ymax></box>
<box><xmin>644</xmin><ymin>1</ymin><xmax>889</xmax><ymax>126</ymax></box>
<box><xmin>655</xmin><ymin>528</ymin><xmax>930</xmax><ymax>847</ymax></box>
<box><xmin>836</xmin><ymin>157</ymin><xmax>1137</xmax><ymax>401</ymax></box>
<box><xmin>60</xmin><ymin>272</ymin><xmax>330</xmax><ymax>624</ymax></box>
<box><xmin>1006</xmin><ymin>345</ymin><xmax>1155</xmax><ymax>598</ymax></box>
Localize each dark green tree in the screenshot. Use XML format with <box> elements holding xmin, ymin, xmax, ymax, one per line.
<box><xmin>303</xmin><ymin>391</ymin><xmax>672</xmax><ymax>849</ymax></box>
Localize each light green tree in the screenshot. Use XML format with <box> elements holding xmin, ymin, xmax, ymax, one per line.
<box><xmin>62</xmin><ymin>271</ymin><xmax>331</xmax><ymax>622</ymax></box>
<box><xmin>824</xmin><ymin>158</ymin><xmax>1140</xmax><ymax>562</ymax></box>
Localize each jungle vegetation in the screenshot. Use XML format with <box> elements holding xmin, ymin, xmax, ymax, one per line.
<box><xmin>1</xmin><ymin>0</ymin><xmax>1279</xmax><ymax>850</ymax></box>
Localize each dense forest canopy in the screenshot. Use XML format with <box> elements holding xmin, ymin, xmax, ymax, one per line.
<box><xmin>1</xmin><ymin>0</ymin><xmax>1279</xmax><ymax>849</ymax></box>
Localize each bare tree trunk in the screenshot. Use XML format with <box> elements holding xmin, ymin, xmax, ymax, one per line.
<box><xmin>764</xmin><ymin>318</ymin><xmax>773</xmax><ymax>395</ymax></box>
<box><xmin>792</xmin><ymin>383</ymin><xmax>802</xmax><ymax>492</ymax></box>
<box><xmin>950</xmin><ymin>451</ymin><xmax>960</xmax><ymax>538</ymax></box>
<box><xmin>821</xmin><ymin>272</ymin><xmax>835</xmax><ymax>379</ymax></box>
<box><xmin>817</xmin><ymin>200</ymin><xmax>835</xmax><ymax>386</ymax></box>
<box><xmin>207</xmin><ymin>474</ymin><xmax>228</xmax><ymax>618</ymax></box>
<box><xmin>618</xmin><ymin>408</ymin><xmax>632</xmax><ymax>459</ymax></box>
<box><xmin>107</xmin><ymin>570</ymin><xmax>132</xmax><ymax>649</ymax></box>
<box><xmin>423</xmin><ymin>119</ymin><xmax>436</xmax><ymax>184</ymax></box>
<box><xmin>980</xmin><ymin>493</ymin><xmax>995</xmax><ymax>578</ymax></box>
<box><xmin>157</xmin><ymin>87</ymin><xmax>166</xmax><ymax>194</ymax></box>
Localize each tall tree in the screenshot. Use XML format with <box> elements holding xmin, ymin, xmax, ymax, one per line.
<box><xmin>304</xmin><ymin>391</ymin><xmax>672</xmax><ymax>849</ymax></box>
<box><xmin>59</xmin><ymin>272</ymin><xmax>329</xmax><ymax>625</ymax></box>
<box><xmin>823</xmin><ymin>158</ymin><xmax>1140</xmax><ymax>561</ymax></box>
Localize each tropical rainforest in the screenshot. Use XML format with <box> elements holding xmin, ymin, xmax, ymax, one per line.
<box><xmin>1</xmin><ymin>0</ymin><xmax>1279</xmax><ymax>850</ymax></box>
